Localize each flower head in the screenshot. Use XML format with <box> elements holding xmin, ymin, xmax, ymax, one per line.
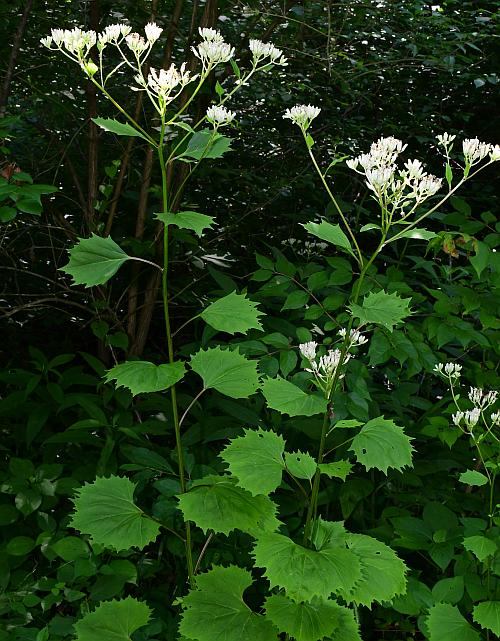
<box><xmin>144</xmin><ymin>22</ymin><xmax>163</xmax><ymax>43</ymax></box>
<box><xmin>192</xmin><ymin>36</ymin><xmax>234</xmax><ymax>68</ymax></box>
<box><xmin>299</xmin><ymin>341</ymin><xmax>317</xmax><ymax>361</ymax></box>
<box><xmin>491</xmin><ymin>410</ymin><xmax>500</xmax><ymax>426</ymax></box>
<box><xmin>283</xmin><ymin>104</ymin><xmax>321</xmax><ymax>130</ymax></box>
<box><xmin>436</xmin><ymin>132</ymin><xmax>456</xmax><ymax>148</ymax></box>
<box><xmin>125</xmin><ymin>32</ymin><xmax>148</xmax><ymax>55</ymax></box>
<box><xmin>339</xmin><ymin>328</ymin><xmax>368</xmax><ymax>347</ymax></box>
<box><xmin>199</xmin><ymin>27</ymin><xmax>225</xmax><ymax>43</ymax></box>
<box><xmin>206</xmin><ymin>105</ymin><xmax>235</xmax><ymax>127</ymax></box>
<box><xmin>249</xmin><ymin>39</ymin><xmax>287</xmax><ymax>66</ymax></box>
<box><xmin>490</xmin><ymin>145</ymin><xmax>500</xmax><ymax>162</ymax></box>
<box><xmin>463</xmin><ymin>138</ymin><xmax>491</xmax><ymax>165</ymax></box>
<box><xmin>98</xmin><ymin>23</ymin><xmax>131</xmax><ymax>46</ymax></box>
<box><xmin>469</xmin><ymin>387</ymin><xmax>498</xmax><ymax>410</ymax></box>
<box><xmin>433</xmin><ymin>362</ymin><xmax>462</xmax><ymax>379</ymax></box>
<box><xmin>146</xmin><ymin>63</ymin><xmax>194</xmax><ymax>99</ymax></box>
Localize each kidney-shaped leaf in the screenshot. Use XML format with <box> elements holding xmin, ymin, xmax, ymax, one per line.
<box><xmin>201</xmin><ymin>291</ymin><xmax>264</xmax><ymax>335</ymax></box>
<box><xmin>261</xmin><ymin>377</ymin><xmax>327</xmax><ymax>417</ymax></box>
<box><xmin>177</xmin><ymin>475</ymin><xmax>280</xmax><ymax>536</ymax></box>
<box><xmin>104</xmin><ymin>360</ymin><xmax>185</xmax><ymax>396</ymax></box>
<box><xmin>350</xmin><ymin>417</ymin><xmax>413</xmax><ymax>474</ymax></box>
<box><xmin>75</xmin><ymin>597</ymin><xmax>151</xmax><ymax>641</ymax></box>
<box><xmin>190</xmin><ymin>347</ymin><xmax>260</xmax><ymax>398</ymax></box>
<box><xmin>180</xmin><ymin>566</ymin><xmax>279</xmax><ymax>641</ymax></box>
<box><xmin>60</xmin><ymin>234</ymin><xmax>131</xmax><ymax>287</ymax></box>
<box><xmin>70</xmin><ymin>476</ymin><xmax>160</xmax><ymax>551</ymax></box>
<box><xmin>220</xmin><ymin>428</ymin><xmax>285</xmax><ymax>496</ymax></box>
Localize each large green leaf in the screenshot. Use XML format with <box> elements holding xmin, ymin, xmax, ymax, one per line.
<box><xmin>104</xmin><ymin>360</ymin><xmax>185</xmax><ymax>396</ymax></box>
<box><xmin>253</xmin><ymin>533</ymin><xmax>361</xmax><ymax>601</ymax></box>
<box><xmin>459</xmin><ymin>470</ymin><xmax>488</xmax><ymax>487</ymax></box>
<box><xmin>302</xmin><ymin>221</ymin><xmax>354</xmax><ymax>257</ymax></box>
<box><xmin>190</xmin><ymin>347</ymin><xmax>260</xmax><ymax>398</ymax></box>
<box><xmin>330</xmin><ymin>604</ymin><xmax>363</xmax><ymax>641</ymax></box>
<box><xmin>319</xmin><ymin>460</ymin><xmax>353</xmax><ymax>481</ymax></box>
<box><xmin>201</xmin><ymin>291</ymin><xmax>264</xmax><ymax>335</ymax></box>
<box><xmin>473</xmin><ymin>601</ymin><xmax>500</xmax><ymax>637</ymax></box>
<box><xmin>350</xmin><ymin>416</ymin><xmax>413</xmax><ymax>474</ymax></box>
<box><xmin>463</xmin><ymin>535</ymin><xmax>498</xmax><ymax>562</ymax></box>
<box><xmin>179</xmin><ymin>566</ymin><xmax>279</xmax><ymax>641</ymax></box>
<box><xmin>60</xmin><ymin>234</ymin><xmax>131</xmax><ymax>287</ymax></box>
<box><xmin>261</xmin><ymin>377</ymin><xmax>327</xmax><ymax>417</ymax></box>
<box><xmin>426</xmin><ymin>603</ymin><xmax>481</xmax><ymax>641</ymax></box>
<box><xmin>93</xmin><ymin>117</ymin><xmax>149</xmax><ymax>141</ymax></box>
<box><xmin>177</xmin><ymin>475</ymin><xmax>280</xmax><ymax>536</ymax></box>
<box><xmin>284</xmin><ymin>451</ymin><xmax>317</xmax><ymax>481</ymax></box>
<box><xmin>74</xmin><ymin>597</ymin><xmax>151</xmax><ymax>641</ymax></box>
<box><xmin>155</xmin><ymin>211</ymin><xmax>215</xmax><ymax>237</ymax></box>
<box><xmin>70</xmin><ymin>476</ymin><xmax>160</xmax><ymax>551</ymax></box>
<box><xmin>179</xmin><ymin>129</ymin><xmax>232</xmax><ymax>161</ymax></box>
<box><xmin>220</xmin><ymin>428</ymin><xmax>285</xmax><ymax>496</ymax></box>
<box><xmin>264</xmin><ymin>595</ymin><xmax>343</xmax><ymax>641</ymax></box>
<box><xmin>349</xmin><ymin>290</ymin><xmax>412</xmax><ymax>331</ymax></box>
<box><xmin>338</xmin><ymin>534</ymin><xmax>407</xmax><ymax>606</ymax></box>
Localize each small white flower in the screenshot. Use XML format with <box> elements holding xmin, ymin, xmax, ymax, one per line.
<box><xmin>339</xmin><ymin>328</ymin><xmax>368</xmax><ymax>347</ymax></box>
<box><xmin>403</xmin><ymin>159</ymin><xmax>425</xmax><ymax>180</ymax></box>
<box><xmin>346</xmin><ymin>158</ymin><xmax>359</xmax><ymax>171</ymax></box>
<box><xmin>249</xmin><ymin>39</ymin><xmax>287</xmax><ymax>66</ymax></box>
<box><xmin>463</xmin><ymin>138</ymin><xmax>491</xmax><ymax>165</ymax></box>
<box><xmin>490</xmin><ymin>145</ymin><xmax>500</xmax><ymax>162</ymax></box>
<box><xmin>40</xmin><ymin>36</ymin><xmax>52</xmax><ymax>48</ymax></box>
<box><xmin>434</xmin><ymin>362</ymin><xmax>462</xmax><ymax>379</ymax></box>
<box><xmin>299</xmin><ymin>341</ymin><xmax>317</xmax><ymax>361</ymax></box>
<box><xmin>464</xmin><ymin>408</ymin><xmax>481</xmax><ymax>428</ymax></box>
<box><xmin>318</xmin><ymin>349</ymin><xmax>349</xmax><ymax>376</ymax></box>
<box><xmin>146</xmin><ymin>63</ymin><xmax>194</xmax><ymax>98</ymax></box>
<box><xmin>452</xmin><ymin>411</ymin><xmax>464</xmax><ymax>426</ymax></box>
<box><xmin>491</xmin><ymin>410</ymin><xmax>500</xmax><ymax>426</ymax></box>
<box><xmin>98</xmin><ymin>23</ymin><xmax>131</xmax><ymax>45</ymax></box>
<box><xmin>144</xmin><ymin>22</ymin><xmax>163</xmax><ymax>43</ymax></box>
<box><xmin>283</xmin><ymin>104</ymin><xmax>321</xmax><ymax>130</ymax></box>
<box><xmin>125</xmin><ymin>32</ymin><xmax>148</xmax><ymax>55</ymax></box>
<box><xmin>199</xmin><ymin>27</ymin><xmax>225</xmax><ymax>43</ymax></box>
<box><xmin>50</xmin><ymin>29</ymin><xmax>66</xmax><ymax>46</ymax></box>
<box><xmin>468</xmin><ymin>387</ymin><xmax>498</xmax><ymax>409</ymax></box>
<box><xmin>192</xmin><ymin>39</ymin><xmax>234</xmax><ymax>67</ymax></box>
<box><xmin>206</xmin><ymin>105</ymin><xmax>235</xmax><ymax>127</ymax></box>
<box><xmin>436</xmin><ymin>132</ymin><xmax>456</xmax><ymax>147</ymax></box>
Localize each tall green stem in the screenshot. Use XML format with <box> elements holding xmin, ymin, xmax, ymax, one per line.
<box><xmin>158</xmin><ymin>126</ymin><xmax>195</xmax><ymax>586</ymax></box>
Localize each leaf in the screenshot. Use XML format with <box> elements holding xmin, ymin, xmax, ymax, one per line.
<box><xmin>177</xmin><ymin>475</ymin><xmax>280</xmax><ymax>536</ymax></box>
<box><xmin>261</xmin><ymin>377</ymin><xmax>327</xmax><ymax>417</ymax></box>
<box><xmin>463</xmin><ymin>535</ymin><xmax>498</xmax><ymax>562</ymax></box>
<box><xmin>264</xmin><ymin>595</ymin><xmax>343</xmax><ymax>641</ymax></box>
<box><xmin>473</xmin><ymin>601</ymin><xmax>500</xmax><ymax>637</ymax></box>
<box><xmin>459</xmin><ymin>470</ymin><xmax>488</xmax><ymax>487</ymax></box>
<box><xmin>60</xmin><ymin>234</ymin><xmax>131</xmax><ymax>287</ymax></box>
<box><xmin>349</xmin><ymin>416</ymin><xmax>413</xmax><ymax>474</ymax></box>
<box><xmin>190</xmin><ymin>347</ymin><xmax>260</xmax><ymax>399</ymax></box>
<box><xmin>349</xmin><ymin>290</ymin><xmax>412</xmax><ymax>331</ymax></box>
<box><xmin>392</xmin><ymin>228</ymin><xmax>438</xmax><ymax>241</ymax></box>
<box><xmin>426</xmin><ymin>603</ymin><xmax>481</xmax><ymax>641</ymax></box>
<box><xmin>319</xmin><ymin>460</ymin><xmax>353</xmax><ymax>481</ymax></box>
<box><xmin>284</xmin><ymin>451</ymin><xmax>317</xmax><ymax>481</ymax></box>
<box><xmin>74</xmin><ymin>596</ymin><xmax>151</xmax><ymax>641</ymax></box>
<box><xmin>220</xmin><ymin>428</ymin><xmax>285</xmax><ymax>496</ymax></box>
<box><xmin>338</xmin><ymin>534</ymin><xmax>407</xmax><ymax>606</ymax></box>
<box><xmin>179</xmin><ymin>129</ymin><xmax>232</xmax><ymax>161</ymax></box>
<box><xmin>179</xmin><ymin>566</ymin><xmax>279</xmax><ymax>641</ymax></box>
<box><xmin>92</xmin><ymin>117</ymin><xmax>149</xmax><ymax>141</ymax></box>
<box><xmin>302</xmin><ymin>221</ymin><xmax>354</xmax><ymax>257</ymax></box>
<box><xmin>432</xmin><ymin>577</ymin><xmax>464</xmax><ymax>604</ymax></box>
<box><xmin>201</xmin><ymin>291</ymin><xmax>264</xmax><ymax>335</ymax></box>
<box><xmin>155</xmin><ymin>211</ymin><xmax>215</xmax><ymax>237</ymax></box>
<box><xmin>70</xmin><ymin>476</ymin><xmax>160</xmax><ymax>551</ymax></box>
<box><xmin>104</xmin><ymin>360</ymin><xmax>185</xmax><ymax>396</ymax></box>
<box><xmin>253</xmin><ymin>532</ymin><xmax>361</xmax><ymax>601</ymax></box>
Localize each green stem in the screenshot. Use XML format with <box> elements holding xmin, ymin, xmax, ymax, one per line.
<box><xmin>158</xmin><ymin>125</ymin><xmax>195</xmax><ymax>587</ymax></box>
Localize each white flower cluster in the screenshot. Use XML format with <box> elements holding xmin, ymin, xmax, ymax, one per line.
<box><xmin>41</xmin><ymin>27</ymin><xmax>97</xmax><ymax>58</ymax></box>
<box><xmin>192</xmin><ymin>27</ymin><xmax>234</xmax><ymax>69</ymax></box>
<box><xmin>206</xmin><ymin>105</ymin><xmax>235</xmax><ymax>128</ymax></box>
<box><xmin>283</xmin><ymin>105</ymin><xmax>321</xmax><ymax>131</ymax></box>
<box><xmin>436</xmin><ymin>132</ymin><xmax>456</xmax><ymax>149</ymax></box>
<box><xmin>338</xmin><ymin>327</ymin><xmax>369</xmax><ymax>347</ymax></box>
<box><xmin>462</xmin><ymin>138</ymin><xmax>492</xmax><ymax>166</ymax></box>
<box><xmin>433</xmin><ymin>362</ymin><xmax>462</xmax><ymax>379</ymax></box>
<box><xmin>97</xmin><ymin>23</ymin><xmax>132</xmax><ymax>47</ymax></box>
<box><xmin>139</xmin><ymin>63</ymin><xmax>195</xmax><ymax>104</ymax></box>
<box><xmin>299</xmin><ymin>337</ymin><xmax>362</xmax><ymax>397</ymax></box>
<box><xmin>452</xmin><ymin>408</ymin><xmax>481</xmax><ymax>430</ymax></box>
<box><xmin>347</xmin><ymin>136</ymin><xmax>442</xmax><ymax>211</ymax></box>
<box><xmin>249</xmin><ymin>39</ymin><xmax>287</xmax><ymax>67</ymax></box>
<box><xmin>468</xmin><ymin>387</ymin><xmax>498</xmax><ymax>410</ymax></box>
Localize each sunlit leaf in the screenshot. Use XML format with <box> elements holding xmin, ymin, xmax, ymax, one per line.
<box><xmin>264</xmin><ymin>595</ymin><xmax>344</xmax><ymax>641</ymax></box>
<box><xmin>350</xmin><ymin>416</ymin><xmax>413</xmax><ymax>474</ymax></box>
<box><xmin>93</xmin><ymin>117</ymin><xmax>149</xmax><ymax>141</ymax></box>
<box><xmin>190</xmin><ymin>347</ymin><xmax>260</xmax><ymax>398</ymax></box>
<box><xmin>261</xmin><ymin>377</ymin><xmax>327</xmax><ymax>417</ymax></box>
<box><xmin>60</xmin><ymin>234</ymin><xmax>131</xmax><ymax>287</ymax></box>
<box><xmin>349</xmin><ymin>290</ymin><xmax>412</xmax><ymax>331</ymax></box>
<box><xmin>155</xmin><ymin>211</ymin><xmax>215</xmax><ymax>237</ymax></box>
<box><xmin>319</xmin><ymin>460</ymin><xmax>353</xmax><ymax>481</ymax></box>
<box><xmin>473</xmin><ymin>601</ymin><xmax>500</xmax><ymax>637</ymax></box>
<box><xmin>74</xmin><ymin>597</ymin><xmax>151</xmax><ymax>641</ymax></box>
<box><xmin>179</xmin><ymin>566</ymin><xmax>279</xmax><ymax>641</ymax></box>
<box><xmin>220</xmin><ymin>428</ymin><xmax>285</xmax><ymax>496</ymax></box>
<box><xmin>70</xmin><ymin>476</ymin><xmax>160</xmax><ymax>551</ymax></box>
<box><xmin>201</xmin><ymin>291</ymin><xmax>264</xmax><ymax>335</ymax></box>
<box><xmin>463</xmin><ymin>535</ymin><xmax>497</xmax><ymax>562</ymax></box>
<box><xmin>302</xmin><ymin>220</ymin><xmax>354</xmax><ymax>257</ymax></box>
<box><xmin>426</xmin><ymin>603</ymin><xmax>481</xmax><ymax>641</ymax></box>
<box><xmin>104</xmin><ymin>360</ymin><xmax>185</xmax><ymax>396</ymax></box>
<box><xmin>284</xmin><ymin>451</ymin><xmax>317</xmax><ymax>481</ymax></box>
